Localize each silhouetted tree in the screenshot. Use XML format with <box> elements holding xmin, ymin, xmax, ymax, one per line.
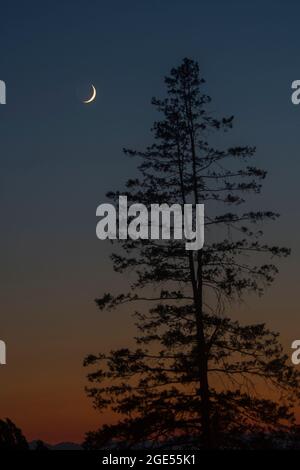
<box><xmin>0</xmin><ymin>418</ymin><xmax>29</xmax><ymax>450</ymax></box>
<box><xmin>84</xmin><ymin>58</ymin><xmax>300</xmax><ymax>449</ymax></box>
<box><xmin>34</xmin><ymin>440</ymin><xmax>49</xmax><ymax>451</ymax></box>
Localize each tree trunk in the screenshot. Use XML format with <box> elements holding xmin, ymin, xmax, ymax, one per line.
<box><xmin>184</xmin><ymin>87</ymin><xmax>213</xmax><ymax>448</ymax></box>
<box><xmin>196</xmin><ymin>251</ymin><xmax>212</xmax><ymax>448</ymax></box>
<box><xmin>187</xmin><ymin>249</ymin><xmax>212</xmax><ymax>448</ymax></box>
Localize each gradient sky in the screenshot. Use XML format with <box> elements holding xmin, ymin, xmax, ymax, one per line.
<box><xmin>1</xmin><ymin>0</ymin><xmax>300</xmax><ymax>443</ymax></box>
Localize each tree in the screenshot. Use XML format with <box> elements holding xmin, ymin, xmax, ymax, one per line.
<box><xmin>34</xmin><ymin>440</ymin><xmax>49</xmax><ymax>451</ymax></box>
<box><xmin>84</xmin><ymin>58</ymin><xmax>300</xmax><ymax>449</ymax></box>
<box><xmin>0</xmin><ymin>418</ymin><xmax>29</xmax><ymax>450</ymax></box>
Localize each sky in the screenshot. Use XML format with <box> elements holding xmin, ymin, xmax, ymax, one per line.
<box><xmin>1</xmin><ymin>0</ymin><xmax>300</xmax><ymax>443</ymax></box>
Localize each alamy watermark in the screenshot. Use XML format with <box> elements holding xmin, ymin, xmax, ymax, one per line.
<box><xmin>0</xmin><ymin>340</ymin><xmax>6</xmax><ymax>365</ymax></box>
<box><xmin>96</xmin><ymin>196</ymin><xmax>204</xmax><ymax>250</ymax></box>
<box><xmin>291</xmin><ymin>340</ymin><xmax>300</xmax><ymax>365</ymax></box>
<box><xmin>0</xmin><ymin>80</ymin><xmax>6</xmax><ymax>104</ymax></box>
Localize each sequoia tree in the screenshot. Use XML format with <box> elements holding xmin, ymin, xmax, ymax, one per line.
<box><xmin>84</xmin><ymin>58</ymin><xmax>300</xmax><ymax>449</ymax></box>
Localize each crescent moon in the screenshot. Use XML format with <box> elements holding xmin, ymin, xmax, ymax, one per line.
<box><xmin>83</xmin><ymin>85</ymin><xmax>96</xmax><ymax>104</ymax></box>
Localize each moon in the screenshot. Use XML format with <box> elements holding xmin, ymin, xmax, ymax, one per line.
<box><xmin>83</xmin><ymin>84</ymin><xmax>96</xmax><ymax>104</ymax></box>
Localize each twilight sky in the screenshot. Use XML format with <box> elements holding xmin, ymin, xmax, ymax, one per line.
<box><xmin>1</xmin><ymin>0</ymin><xmax>300</xmax><ymax>443</ymax></box>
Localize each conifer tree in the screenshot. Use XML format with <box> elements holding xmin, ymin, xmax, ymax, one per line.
<box><xmin>84</xmin><ymin>59</ymin><xmax>299</xmax><ymax>449</ymax></box>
